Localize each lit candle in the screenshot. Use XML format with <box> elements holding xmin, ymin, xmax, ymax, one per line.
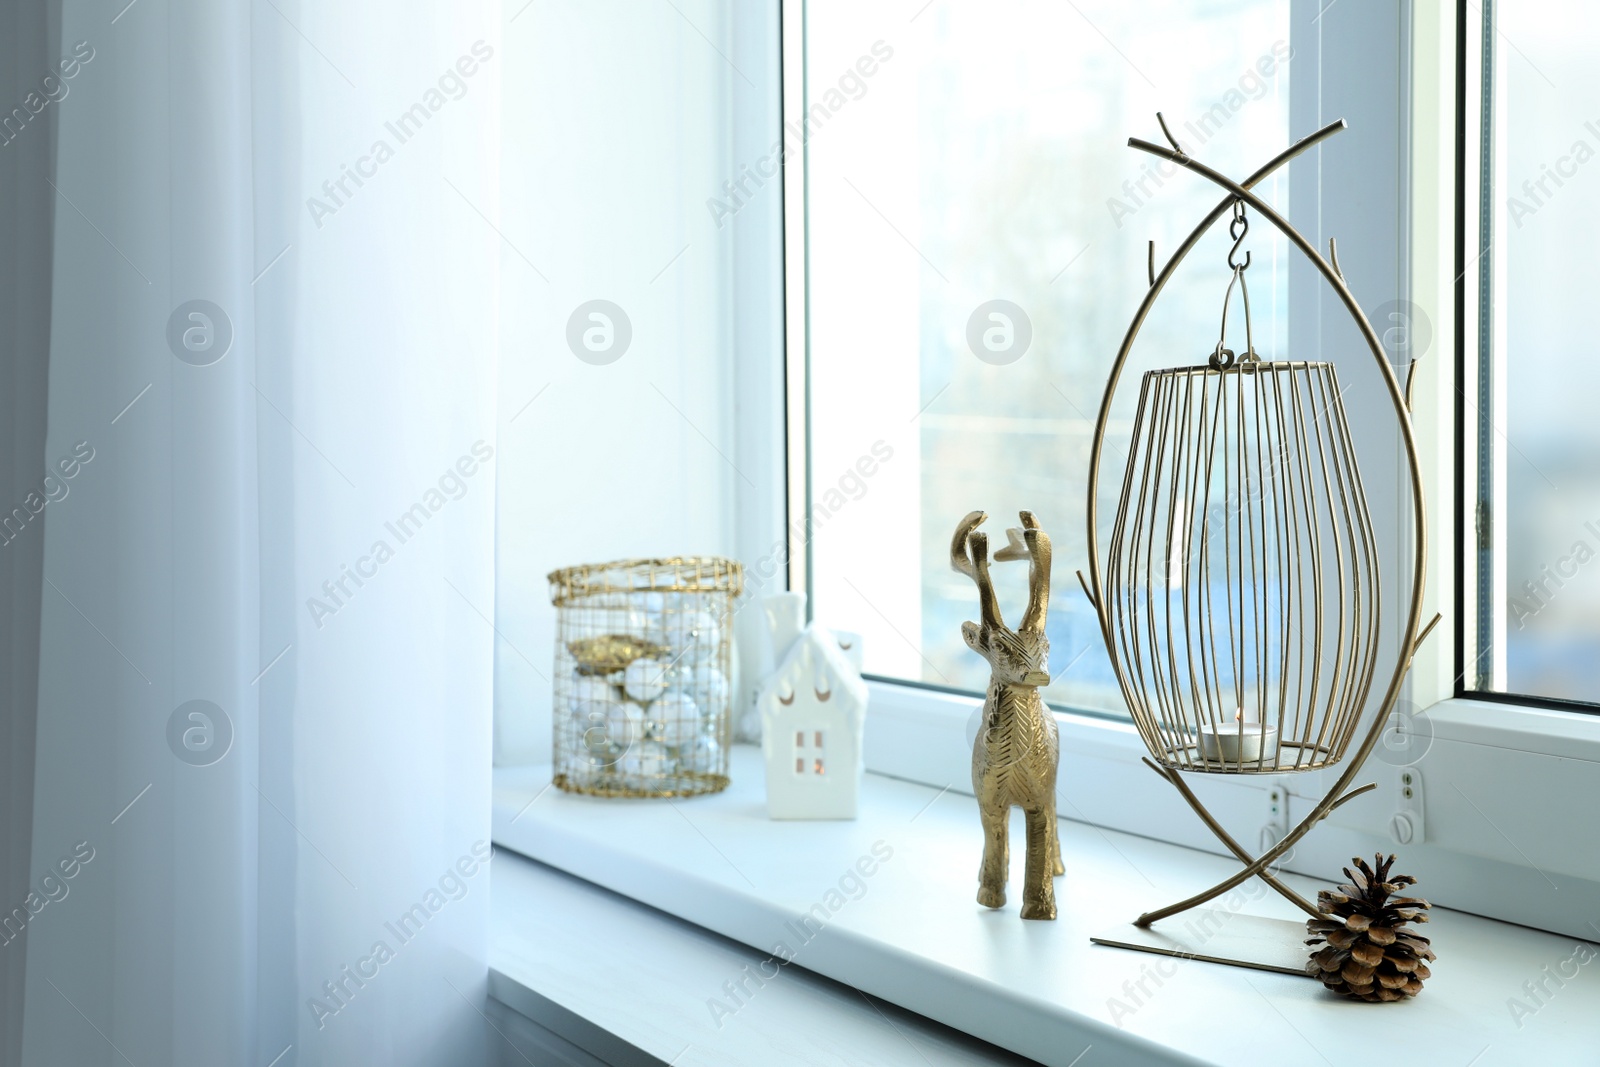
<box><xmin>1197</xmin><ymin>712</ymin><xmax>1278</xmax><ymax>764</ymax></box>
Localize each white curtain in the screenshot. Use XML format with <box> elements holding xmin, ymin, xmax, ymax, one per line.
<box><xmin>15</xmin><ymin>2</ymin><xmax>500</xmax><ymax>1064</ymax></box>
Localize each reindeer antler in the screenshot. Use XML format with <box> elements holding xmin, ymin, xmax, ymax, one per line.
<box><xmin>994</xmin><ymin>510</ymin><xmax>1044</xmax><ymax>560</ymax></box>
<box><xmin>951</xmin><ymin>510</ymin><xmax>1004</xmax><ymax>630</ymax></box>
<box><xmin>993</xmin><ymin>526</ymin><xmax>1029</xmax><ymax>561</ymax></box>
<box><xmin>950</xmin><ymin>510</ymin><xmax>986</xmax><ymax>580</ymax></box>
<box><xmin>1016</xmin><ymin>511</ymin><xmax>1052</xmax><ymax>634</ymax></box>
<box><xmin>994</xmin><ymin>512</ymin><xmax>1053</xmax><ymax>632</ymax></box>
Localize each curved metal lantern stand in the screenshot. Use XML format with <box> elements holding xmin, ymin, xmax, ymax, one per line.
<box><xmin>1081</xmin><ymin>117</ymin><xmax>1440</xmax><ymax>965</ymax></box>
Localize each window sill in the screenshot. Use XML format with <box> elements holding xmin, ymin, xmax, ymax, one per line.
<box><xmin>1423</xmin><ymin>695</ymin><xmax>1600</xmax><ymax>761</ymax></box>
<box><xmin>862</xmin><ymin>680</ymin><xmax>1600</xmax><ymax>939</ymax></box>
<box><xmin>492</xmin><ymin>747</ymin><xmax>1592</xmax><ymax>1067</ymax></box>
<box><xmin>489</xmin><ymin>850</ymin><xmax>1038</xmax><ymax>1065</ymax></box>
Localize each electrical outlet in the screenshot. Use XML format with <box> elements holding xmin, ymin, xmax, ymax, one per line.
<box><xmin>1260</xmin><ymin>783</ymin><xmax>1290</xmax><ymax>853</ymax></box>
<box><xmin>1391</xmin><ymin>767</ymin><xmax>1426</xmax><ymax>844</ymax></box>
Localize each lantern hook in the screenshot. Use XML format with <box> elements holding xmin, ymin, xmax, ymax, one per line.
<box><xmin>1210</xmin><ymin>201</ymin><xmax>1259</xmax><ymax>370</ymax></box>
<box><xmin>1226</xmin><ymin>199</ymin><xmax>1252</xmax><ymax>270</ymax></box>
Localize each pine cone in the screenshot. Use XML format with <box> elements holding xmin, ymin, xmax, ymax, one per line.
<box><xmin>1305</xmin><ymin>854</ymin><xmax>1436</xmax><ymax>1001</ymax></box>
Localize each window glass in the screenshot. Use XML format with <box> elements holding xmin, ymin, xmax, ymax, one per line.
<box><xmin>804</xmin><ymin>0</ymin><xmax>1292</xmax><ymax>710</ymax></box>
<box><xmin>1474</xmin><ymin>1</ymin><xmax>1600</xmax><ymax>704</ymax></box>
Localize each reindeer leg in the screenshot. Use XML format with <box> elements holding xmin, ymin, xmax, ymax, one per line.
<box><xmin>1044</xmin><ymin>714</ymin><xmax>1063</xmax><ymax>877</ymax></box>
<box><xmin>1047</xmin><ymin>804</ymin><xmax>1064</xmax><ymax>877</ymax></box>
<box><xmin>976</xmin><ymin>802</ymin><xmax>1008</xmax><ymax>909</ymax></box>
<box><xmin>1020</xmin><ymin>807</ymin><xmax>1057</xmax><ymax>920</ymax></box>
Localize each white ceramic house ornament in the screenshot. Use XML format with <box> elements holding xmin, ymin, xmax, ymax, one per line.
<box><xmin>758</xmin><ymin>593</ymin><xmax>868</xmax><ymax>819</ymax></box>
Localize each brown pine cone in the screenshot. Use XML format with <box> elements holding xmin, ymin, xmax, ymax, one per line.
<box><xmin>1305</xmin><ymin>853</ymin><xmax>1436</xmax><ymax>1001</ymax></box>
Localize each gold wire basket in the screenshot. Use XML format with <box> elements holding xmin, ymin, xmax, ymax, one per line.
<box><xmin>548</xmin><ymin>557</ymin><xmax>743</xmax><ymax>798</ymax></box>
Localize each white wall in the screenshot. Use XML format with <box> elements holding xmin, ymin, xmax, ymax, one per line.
<box><xmin>493</xmin><ymin>1</ymin><xmax>784</xmax><ymax>766</ymax></box>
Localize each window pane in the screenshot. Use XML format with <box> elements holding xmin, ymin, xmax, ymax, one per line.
<box><xmin>804</xmin><ymin>1</ymin><xmax>1291</xmax><ymax>711</ymax></box>
<box><xmin>1479</xmin><ymin>2</ymin><xmax>1600</xmax><ymax>704</ymax></box>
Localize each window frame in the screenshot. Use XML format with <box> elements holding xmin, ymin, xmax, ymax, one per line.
<box><xmin>776</xmin><ymin>0</ymin><xmax>1600</xmax><ymax>940</ymax></box>
<box><xmin>1452</xmin><ymin>0</ymin><xmax>1600</xmax><ymax>717</ymax></box>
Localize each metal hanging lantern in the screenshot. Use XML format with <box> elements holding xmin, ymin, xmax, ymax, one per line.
<box><xmin>1108</xmin><ymin>202</ymin><xmax>1382</xmax><ymax>776</ymax></box>
<box><xmin>1081</xmin><ymin>116</ymin><xmax>1440</xmax><ymax>971</ymax></box>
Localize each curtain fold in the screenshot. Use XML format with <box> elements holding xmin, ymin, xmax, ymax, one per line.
<box><xmin>0</xmin><ymin>2</ymin><xmax>60</xmax><ymax>1064</ymax></box>
<box><xmin>12</xmin><ymin>3</ymin><xmax>500</xmax><ymax>1064</ymax></box>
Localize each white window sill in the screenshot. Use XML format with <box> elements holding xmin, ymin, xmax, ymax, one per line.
<box><xmin>862</xmin><ymin>680</ymin><xmax>1600</xmax><ymax>940</ymax></box>
<box><xmin>490</xmin><ymin>850</ymin><xmax>1038</xmax><ymax>1065</ymax></box>
<box><xmin>1422</xmin><ymin>695</ymin><xmax>1600</xmax><ymax>760</ymax></box>
<box><xmin>492</xmin><ymin>746</ymin><xmax>1594</xmax><ymax>1067</ymax></box>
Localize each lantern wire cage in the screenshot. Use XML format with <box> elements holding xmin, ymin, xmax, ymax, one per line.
<box><xmin>1108</xmin><ymin>359</ymin><xmax>1381</xmax><ymax>775</ymax></box>
<box><xmin>548</xmin><ymin>556</ymin><xmax>743</xmax><ymax>799</ymax></box>
<box><xmin>1081</xmin><ymin>115</ymin><xmax>1442</xmax><ymax>935</ymax></box>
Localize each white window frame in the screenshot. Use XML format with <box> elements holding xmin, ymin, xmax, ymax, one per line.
<box><xmin>775</xmin><ymin>0</ymin><xmax>1600</xmax><ymax>940</ymax></box>
<box><xmin>1452</xmin><ymin>0</ymin><xmax>1593</xmax><ymax>719</ymax></box>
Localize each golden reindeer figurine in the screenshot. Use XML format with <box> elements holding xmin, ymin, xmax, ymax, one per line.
<box><xmin>952</xmin><ymin>510</ymin><xmax>1063</xmax><ymax>920</ymax></box>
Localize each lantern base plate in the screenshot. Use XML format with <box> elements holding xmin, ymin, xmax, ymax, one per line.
<box><xmin>1090</xmin><ymin>911</ymin><xmax>1313</xmax><ymax>977</ymax></box>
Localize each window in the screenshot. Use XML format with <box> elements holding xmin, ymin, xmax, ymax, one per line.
<box><xmin>1462</xmin><ymin>0</ymin><xmax>1600</xmax><ymax>709</ymax></box>
<box><xmin>771</xmin><ymin>0</ymin><xmax>1600</xmax><ymax>942</ymax></box>
<box><xmin>800</xmin><ymin>0</ymin><xmax>1292</xmax><ymax>714</ymax></box>
<box><xmin>795</xmin><ymin>730</ymin><xmax>827</xmax><ymax>776</ymax></box>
